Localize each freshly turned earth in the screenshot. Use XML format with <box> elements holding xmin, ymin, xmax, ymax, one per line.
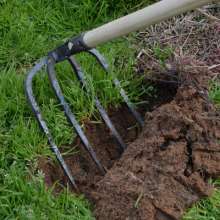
<box><xmin>38</xmin><ymin>59</ymin><xmax>220</xmax><ymax>220</ymax></box>
<box><xmin>91</xmin><ymin>63</ymin><xmax>220</xmax><ymax>220</ymax></box>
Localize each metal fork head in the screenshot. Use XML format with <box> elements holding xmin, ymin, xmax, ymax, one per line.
<box><xmin>25</xmin><ymin>46</ymin><xmax>144</xmax><ymax>190</ymax></box>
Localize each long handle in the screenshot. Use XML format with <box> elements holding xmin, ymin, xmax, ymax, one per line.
<box><xmin>83</xmin><ymin>0</ymin><xmax>212</xmax><ymax>48</ymax></box>
<box><xmin>50</xmin><ymin>0</ymin><xmax>213</xmax><ymax>62</ymax></box>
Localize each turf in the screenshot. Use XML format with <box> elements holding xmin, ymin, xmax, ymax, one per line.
<box><xmin>0</xmin><ymin>0</ymin><xmax>219</xmax><ymax>219</ymax></box>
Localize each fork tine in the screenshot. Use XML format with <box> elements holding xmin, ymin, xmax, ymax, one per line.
<box><xmin>68</xmin><ymin>56</ymin><xmax>126</xmax><ymax>151</ymax></box>
<box><xmin>25</xmin><ymin>58</ymin><xmax>78</xmax><ymax>190</ymax></box>
<box><xmin>87</xmin><ymin>49</ymin><xmax>144</xmax><ymax>128</ymax></box>
<box><xmin>47</xmin><ymin>56</ymin><xmax>106</xmax><ymax>175</ymax></box>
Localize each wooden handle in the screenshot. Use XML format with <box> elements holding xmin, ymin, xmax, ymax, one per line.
<box><xmin>83</xmin><ymin>0</ymin><xmax>212</xmax><ymax>48</ymax></box>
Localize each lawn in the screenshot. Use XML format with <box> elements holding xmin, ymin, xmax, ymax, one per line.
<box><xmin>0</xmin><ymin>0</ymin><xmax>219</xmax><ymax>219</ymax></box>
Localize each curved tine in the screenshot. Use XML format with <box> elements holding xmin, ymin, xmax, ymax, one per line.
<box><xmin>87</xmin><ymin>49</ymin><xmax>144</xmax><ymax>128</ymax></box>
<box><xmin>68</xmin><ymin>56</ymin><xmax>126</xmax><ymax>151</ymax></box>
<box><xmin>47</xmin><ymin>56</ymin><xmax>106</xmax><ymax>175</ymax></box>
<box><xmin>25</xmin><ymin>58</ymin><xmax>78</xmax><ymax>190</ymax></box>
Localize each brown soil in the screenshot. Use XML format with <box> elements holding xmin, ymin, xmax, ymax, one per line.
<box><xmin>38</xmin><ymin>58</ymin><xmax>220</xmax><ymax>219</ymax></box>
<box><xmin>38</xmin><ymin>79</ymin><xmax>177</xmax><ymax>195</ymax></box>
<box><xmin>92</xmin><ymin>60</ymin><xmax>220</xmax><ymax>220</ymax></box>
<box><xmin>38</xmin><ymin>105</ymin><xmax>138</xmax><ymax>193</ymax></box>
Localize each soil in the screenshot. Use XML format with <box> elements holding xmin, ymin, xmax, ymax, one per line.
<box><xmin>38</xmin><ymin>79</ymin><xmax>177</xmax><ymax>195</ymax></box>
<box><xmin>92</xmin><ymin>60</ymin><xmax>220</xmax><ymax>220</ymax></box>
<box><xmin>38</xmin><ymin>59</ymin><xmax>220</xmax><ymax>220</ymax></box>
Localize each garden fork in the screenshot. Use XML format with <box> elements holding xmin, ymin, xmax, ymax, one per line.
<box><xmin>25</xmin><ymin>0</ymin><xmax>212</xmax><ymax>190</ymax></box>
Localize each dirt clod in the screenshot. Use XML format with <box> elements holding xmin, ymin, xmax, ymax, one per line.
<box><xmin>38</xmin><ymin>58</ymin><xmax>220</xmax><ymax>220</ymax></box>
<box><xmin>92</xmin><ymin>62</ymin><xmax>220</xmax><ymax>220</ymax></box>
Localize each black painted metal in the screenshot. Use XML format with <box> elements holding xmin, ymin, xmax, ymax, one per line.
<box><xmin>47</xmin><ymin>56</ymin><xmax>106</xmax><ymax>175</ymax></box>
<box><xmin>49</xmin><ymin>34</ymin><xmax>90</xmax><ymax>63</ymax></box>
<box><xmin>88</xmin><ymin>49</ymin><xmax>144</xmax><ymax>127</ymax></box>
<box><xmin>25</xmin><ymin>44</ymin><xmax>144</xmax><ymax>189</ymax></box>
<box><xmin>25</xmin><ymin>58</ymin><xmax>78</xmax><ymax>190</ymax></box>
<box><xmin>68</xmin><ymin>56</ymin><xmax>126</xmax><ymax>151</ymax></box>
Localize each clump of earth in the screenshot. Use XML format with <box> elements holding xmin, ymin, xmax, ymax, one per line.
<box><xmin>92</xmin><ymin>58</ymin><xmax>220</xmax><ymax>220</ymax></box>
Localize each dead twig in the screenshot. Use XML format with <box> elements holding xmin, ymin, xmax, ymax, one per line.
<box><xmin>197</xmin><ymin>8</ymin><xmax>220</xmax><ymax>22</ymax></box>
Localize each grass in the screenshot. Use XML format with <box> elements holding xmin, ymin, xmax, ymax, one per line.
<box><xmin>0</xmin><ymin>61</ymin><xmax>94</xmax><ymax>220</ymax></box>
<box><xmin>0</xmin><ymin>0</ymin><xmax>219</xmax><ymax>219</ymax></box>
<box><xmin>183</xmin><ymin>180</ymin><xmax>220</xmax><ymax>220</ymax></box>
<box><xmin>210</xmin><ymin>81</ymin><xmax>220</xmax><ymax>107</ymax></box>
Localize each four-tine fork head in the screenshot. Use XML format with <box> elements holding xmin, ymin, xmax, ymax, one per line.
<box><xmin>25</xmin><ymin>46</ymin><xmax>144</xmax><ymax>191</ymax></box>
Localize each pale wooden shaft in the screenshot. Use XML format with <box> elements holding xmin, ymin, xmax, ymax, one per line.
<box><xmin>83</xmin><ymin>0</ymin><xmax>212</xmax><ymax>48</ymax></box>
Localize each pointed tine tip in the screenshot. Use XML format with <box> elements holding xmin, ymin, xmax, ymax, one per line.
<box><xmin>72</xmin><ymin>182</ymin><xmax>79</xmax><ymax>192</ymax></box>
<box><xmin>25</xmin><ymin>57</ymin><xmax>86</xmax><ymax>191</ymax></box>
